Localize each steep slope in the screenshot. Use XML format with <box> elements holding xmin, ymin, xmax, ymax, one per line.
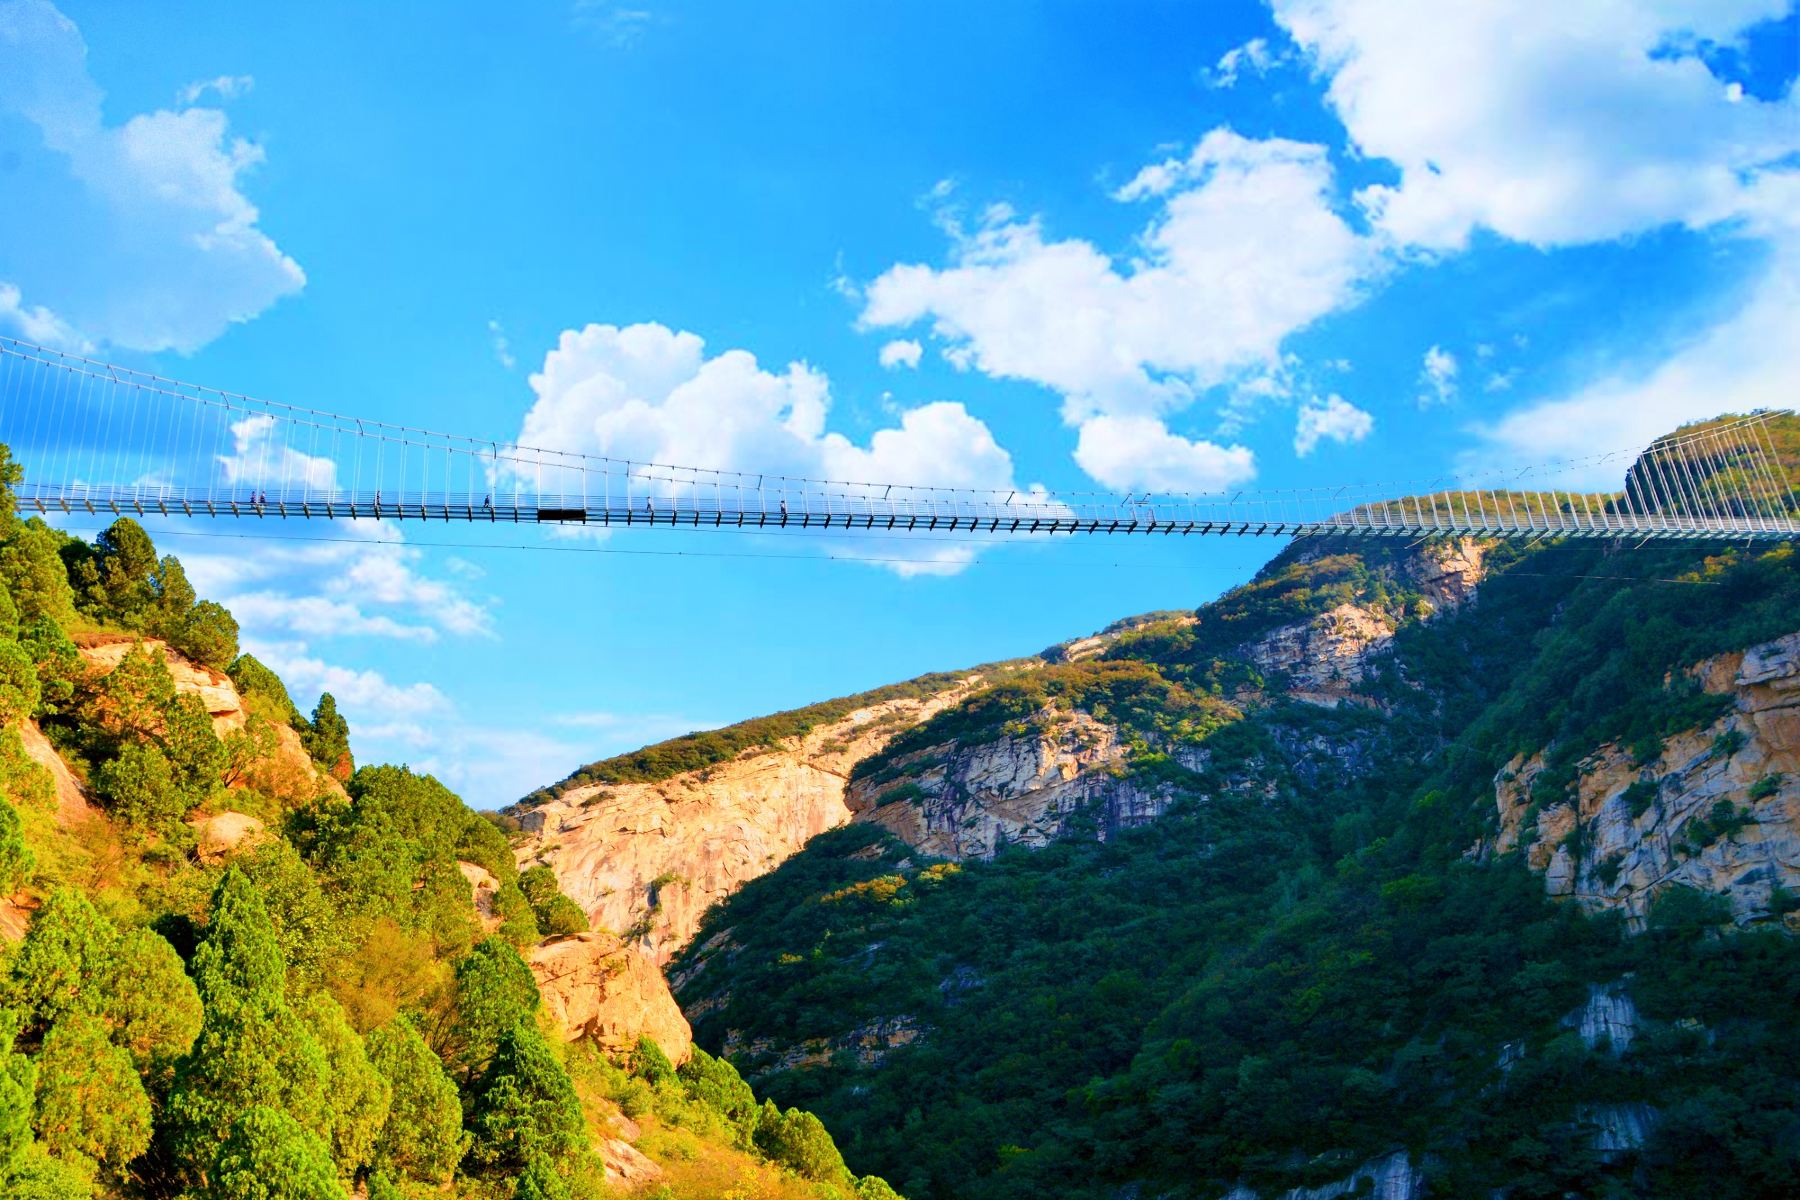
<box><xmin>668</xmin><ymin>518</ymin><xmax>1800</xmax><ymax>1199</ymax></box>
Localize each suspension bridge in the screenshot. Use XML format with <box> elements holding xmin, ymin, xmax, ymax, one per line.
<box><xmin>0</xmin><ymin>336</ymin><xmax>1795</xmax><ymax>544</ymax></box>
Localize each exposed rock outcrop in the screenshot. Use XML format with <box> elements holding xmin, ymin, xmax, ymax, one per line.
<box><xmin>78</xmin><ymin>637</ymin><xmax>244</xmax><ymax>735</ymax></box>
<box><xmin>530</xmin><ymin>930</ymin><xmax>694</xmax><ymax>1065</ymax></box>
<box><xmin>189</xmin><ymin>811</ymin><xmax>270</xmax><ymax>862</ymax></box>
<box><xmin>1565</xmin><ymin>980</ymin><xmax>1638</xmax><ymax>1053</ymax></box>
<box><xmin>514</xmin><ymin>687</ymin><xmax>975</xmax><ymax>963</ymax></box>
<box><xmin>849</xmin><ymin>710</ymin><xmax>1192</xmax><ymax>861</ymax></box>
<box><xmin>1241</xmin><ymin>538</ymin><xmax>1488</xmax><ymax>706</ymax></box>
<box><xmin>1493</xmin><ymin>631</ymin><xmax>1800</xmax><ymax>925</ymax></box>
<box><xmin>19</xmin><ymin>719</ymin><xmax>90</xmax><ymax>824</ymax></box>
<box><xmin>1220</xmin><ymin>1151</ymin><xmax>1426</xmax><ymax>1200</ymax></box>
<box><xmin>458</xmin><ymin>861</ymin><xmax>503</xmax><ymax>933</ymax></box>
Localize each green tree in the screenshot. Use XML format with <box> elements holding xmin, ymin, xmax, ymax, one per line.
<box><xmin>66</xmin><ymin>518</ymin><xmax>158</xmax><ymax>624</ymax></box>
<box><xmin>300</xmin><ymin>994</ymin><xmax>391</xmax><ymax>1178</ymax></box>
<box><xmin>162</xmin><ymin>691</ymin><xmax>226</xmax><ymax>808</ymax></box>
<box><xmin>0</xmin><ymin>639</ymin><xmax>40</xmax><ymax>727</ymax></box>
<box><xmin>206</xmin><ymin>1106</ymin><xmax>347</xmax><ymax>1200</ymax></box>
<box><xmin>678</xmin><ymin>1048</ymin><xmax>759</xmax><ymax>1142</ymax></box>
<box><xmin>167</xmin><ymin>872</ymin><xmax>331</xmax><ymax>1175</ymax></box>
<box><xmin>2</xmin><ymin>1144</ymin><xmax>94</xmax><ymax>1200</ymax></box>
<box><xmin>96</xmin><ymin>927</ymin><xmax>203</xmax><ymax>1086</ymax></box>
<box><xmin>513</xmin><ymin>1155</ymin><xmax>571</xmax><ymax>1200</ymax></box>
<box><xmin>0</xmin><ymin>519</ymin><xmax>77</xmax><ymax>630</ymax></box>
<box><xmin>465</xmin><ymin>1018</ymin><xmax>584</xmax><ymax>1175</ymax></box>
<box><xmin>0</xmin><ymin>1009</ymin><xmax>35</xmax><ymax>1168</ymax></box>
<box><xmin>238</xmin><ymin>841</ymin><xmax>345</xmax><ymax>994</ymax></box>
<box><xmin>86</xmin><ymin>644</ymin><xmax>175</xmax><ymax>749</ymax></box>
<box><xmin>632</xmin><ymin>1034</ymin><xmax>675</xmax><ymax>1086</ymax></box>
<box><xmin>754</xmin><ymin>1102</ymin><xmax>850</xmax><ymax>1183</ymax></box>
<box><xmin>518</xmin><ymin>866</ymin><xmax>589</xmax><ymax>938</ymax></box>
<box><xmin>7</xmin><ymin>890</ymin><xmax>117</xmax><ymax>1027</ymax></box>
<box><xmin>446</xmin><ymin>936</ymin><xmax>540</xmax><ymax>1077</ymax></box>
<box><xmin>171</xmin><ymin>599</ymin><xmax>239</xmax><ymax>672</ymax></box>
<box><xmin>366</xmin><ymin>1014</ymin><xmax>466</xmax><ymax>1184</ymax></box>
<box><xmin>226</xmin><ymin>655</ymin><xmax>303</xmax><ymax>729</ymax></box>
<box><xmin>0</xmin><ymin>795</ymin><xmax>30</xmax><ymax>894</ymax></box>
<box><xmin>303</xmin><ymin>694</ymin><xmax>352</xmax><ymax>781</ymax></box>
<box><xmin>94</xmin><ymin>740</ymin><xmax>182</xmax><ymax>828</ymax></box>
<box><xmin>17</xmin><ymin>618</ymin><xmax>80</xmax><ymax>718</ymax></box>
<box><xmin>31</xmin><ymin>1013</ymin><xmax>152</xmax><ymax>1175</ymax></box>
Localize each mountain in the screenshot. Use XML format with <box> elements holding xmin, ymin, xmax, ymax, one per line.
<box><xmin>0</xmin><ymin>446</ymin><xmax>904</xmax><ymax>1200</ymax></box>
<box><xmin>522</xmin><ymin>414</ymin><xmax>1800</xmax><ymax>1200</ymax></box>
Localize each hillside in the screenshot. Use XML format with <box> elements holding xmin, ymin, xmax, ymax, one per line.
<box><xmin>0</xmin><ymin>444</ymin><xmax>903</xmax><ymax>1200</ymax></box>
<box><xmin>645</xmin><ymin>419</ymin><xmax>1800</xmax><ymax>1200</ymax></box>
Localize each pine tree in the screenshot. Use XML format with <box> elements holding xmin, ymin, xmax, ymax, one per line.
<box><xmin>0</xmin><ymin>519</ymin><xmax>77</xmax><ymax>629</ymax></box>
<box><xmin>31</xmin><ymin>1012</ymin><xmax>152</xmax><ymax>1175</ymax></box>
<box><xmin>365</xmin><ymin>1014</ymin><xmax>466</xmax><ymax>1184</ymax></box>
<box><xmin>303</xmin><ymin>694</ymin><xmax>352</xmax><ymax>782</ymax></box>
<box><xmin>7</xmin><ymin>890</ymin><xmax>118</xmax><ymax>1027</ymax></box>
<box><xmin>466</xmin><ymin>1018</ymin><xmax>584</xmax><ymax>1176</ymax></box>
<box><xmin>96</xmin><ymin>926</ymin><xmax>203</xmax><ymax>1087</ymax></box>
<box><xmin>300</xmin><ymin>994</ymin><xmax>391</xmax><ymax>1178</ymax></box>
<box><xmin>206</xmin><ymin>1106</ymin><xmax>347</xmax><ymax>1200</ymax></box>
<box><xmin>447</xmin><ymin>936</ymin><xmax>541</xmax><ymax>1077</ymax></box>
<box><xmin>0</xmin><ymin>795</ymin><xmax>31</xmax><ymax>895</ymax></box>
<box><xmin>0</xmin><ymin>639</ymin><xmax>40</xmax><ymax>727</ymax></box>
<box><xmin>167</xmin><ymin>872</ymin><xmax>331</xmax><ymax>1176</ymax></box>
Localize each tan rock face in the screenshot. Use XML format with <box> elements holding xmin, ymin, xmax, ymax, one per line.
<box><xmin>190</xmin><ymin>811</ymin><xmax>270</xmax><ymax>862</ymax></box>
<box><xmin>530</xmin><ymin>931</ymin><xmax>693</xmax><ymax>1065</ymax></box>
<box><xmin>1493</xmin><ymin>630</ymin><xmax>1800</xmax><ymax>926</ymax></box>
<box><xmin>78</xmin><ymin>638</ymin><xmax>245</xmax><ymax>735</ymax></box>
<box><xmin>18</xmin><ymin>719</ymin><xmax>91</xmax><ymax>825</ymax></box>
<box><xmin>457</xmin><ymin>861</ymin><xmax>503</xmax><ymax>934</ymax></box>
<box><xmin>848</xmin><ymin>709</ymin><xmax>1188</xmax><ymax>861</ymax></box>
<box><xmin>515</xmin><ymin>687</ymin><xmax>974</xmax><ymax>964</ymax></box>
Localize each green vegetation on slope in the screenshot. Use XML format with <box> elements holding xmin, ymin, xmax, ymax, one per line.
<box><xmin>674</xmin><ymin>528</ymin><xmax>1800</xmax><ymax>1200</ymax></box>
<box><xmin>0</xmin><ymin>444</ymin><xmax>895</xmax><ymax>1200</ymax></box>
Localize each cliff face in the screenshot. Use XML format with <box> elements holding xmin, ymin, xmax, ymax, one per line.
<box><xmin>514</xmin><ymin>685</ymin><xmax>977</xmax><ymax>964</ymax></box>
<box><xmin>845</xmin><ymin>538</ymin><xmax>1489</xmax><ymax>863</ymax></box>
<box><xmin>848</xmin><ymin>710</ymin><xmax>1199</xmax><ymax>861</ymax></box>
<box><xmin>1493</xmin><ymin>630</ymin><xmax>1800</xmax><ymax>926</ymax></box>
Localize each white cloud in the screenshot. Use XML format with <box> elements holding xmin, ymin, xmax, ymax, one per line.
<box><xmin>1293</xmin><ymin>394</ymin><xmax>1373</xmax><ymax>457</ymax></box>
<box><xmin>1203</xmin><ymin>37</ymin><xmax>1283</xmax><ymax>88</ymax></box>
<box><xmin>1074</xmin><ymin>415</ymin><xmax>1256</xmax><ymax>494</ymax></box>
<box><xmin>216</xmin><ymin>414</ymin><xmax>338</xmax><ymax>493</ymax></box>
<box><xmin>226</xmin><ymin>592</ymin><xmax>438</xmax><ymax>642</ymax></box>
<box><xmin>878</xmin><ymin>338</ymin><xmax>922</xmax><ymax>369</ymax></box>
<box><xmin>1271</xmin><ymin>0</ymin><xmax>1800</xmax><ymax>250</ymax></box>
<box><xmin>1418</xmin><ymin>345</ymin><xmax>1458</xmax><ymax>408</ymax></box>
<box><xmin>0</xmin><ymin>282</ymin><xmax>88</xmax><ymax>351</ymax></box>
<box><xmin>0</xmin><ymin>0</ymin><xmax>302</xmax><ymax>352</ymax></box>
<box><xmin>1470</xmin><ymin>178</ymin><xmax>1800</xmax><ymax>487</ymax></box>
<box><xmin>176</xmin><ymin>73</ymin><xmax>252</xmax><ymax>105</ymax></box>
<box><xmin>511</xmin><ymin>322</ymin><xmax>1027</xmax><ymax>574</ymax></box>
<box><xmin>862</xmin><ymin>128</ymin><xmax>1375</xmax><ymax>487</ymax></box>
<box><xmin>247</xmin><ymin>639</ymin><xmax>450</xmax><ymax>719</ymax></box>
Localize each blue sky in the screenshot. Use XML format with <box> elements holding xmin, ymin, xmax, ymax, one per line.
<box><xmin>1</xmin><ymin>0</ymin><xmax>1796</xmax><ymax>807</ymax></box>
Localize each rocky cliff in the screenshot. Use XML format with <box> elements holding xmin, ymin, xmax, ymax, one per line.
<box><xmin>513</xmin><ymin>684</ymin><xmax>978</xmax><ymax>963</ymax></box>
<box><xmin>1492</xmin><ymin>629</ymin><xmax>1800</xmax><ymax>927</ymax></box>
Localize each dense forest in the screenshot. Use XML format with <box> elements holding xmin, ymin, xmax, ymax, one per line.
<box><xmin>673</xmin><ymin>519</ymin><xmax>1800</xmax><ymax>1198</ymax></box>
<box><xmin>0</xmin><ymin>443</ymin><xmax>898</xmax><ymax>1200</ymax></box>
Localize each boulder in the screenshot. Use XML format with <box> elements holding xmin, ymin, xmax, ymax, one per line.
<box><xmin>530</xmin><ymin>931</ymin><xmax>693</xmax><ymax>1065</ymax></box>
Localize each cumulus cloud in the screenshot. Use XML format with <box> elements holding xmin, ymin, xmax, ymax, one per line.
<box><xmin>1293</xmin><ymin>395</ymin><xmax>1373</xmax><ymax>457</ymax></box>
<box><xmin>216</xmin><ymin>415</ymin><xmax>338</xmax><ymax>493</ymax></box>
<box><xmin>1074</xmin><ymin>415</ymin><xmax>1255</xmax><ymax>494</ymax></box>
<box><xmin>0</xmin><ymin>282</ymin><xmax>88</xmax><ymax>351</ymax></box>
<box><xmin>510</xmin><ymin>322</ymin><xmax>1027</xmax><ymax>575</ymax></box>
<box><xmin>1417</xmin><ymin>345</ymin><xmax>1457</xmax><ymax>408</ymax></box>
<box><xmin>1271</xmin><ymin>0</ymin><xmax>1800</xmax><ymax>250</ymax></box>
<box><xmin>244</xmin><ymin>639</ymin><xmax>451</xmax><ymax>719</ymax></box>
<box><xmin>878</xmin><ymin>338</ymin><xmax>922</xmax><ymax>369</ymax></box>
<box><xmin>862</xmin><ymin>128</ymin><xmax>1375</xmax><ymax>490</ymax></box>
<box><xmin>0</xmin><ymin>0</ymin><xmax>302</xmax><ymax>352</ymax></box>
